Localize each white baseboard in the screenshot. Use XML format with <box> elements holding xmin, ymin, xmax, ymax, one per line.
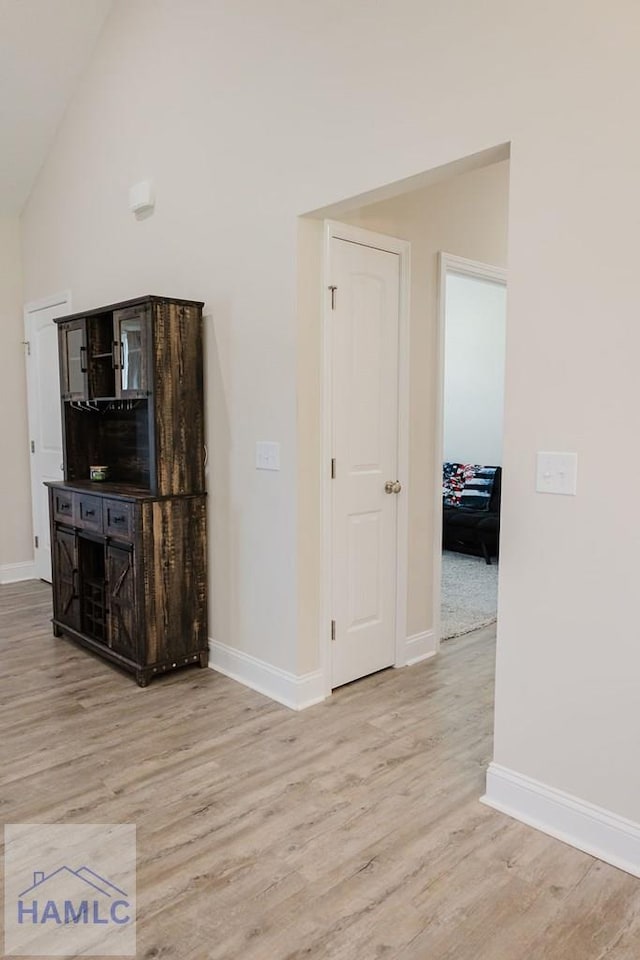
<box><xmin>397</xmin><ymin>629</ymin><xmax>437</xmax><ymax>667</ymax></box>
<box><xmin>482</xmin><ymin>762</ymin><xmax>640</xmax><ymax>878</ymax></box>
<box><xmin>208</xmin><ymin>639</ymin><xmax>326</xmax><ymax>711</ymax></box>
<box><xmin>0</xmin><ymin>561</ymin><xmax>36</xmax><ymax>584</ymax></box>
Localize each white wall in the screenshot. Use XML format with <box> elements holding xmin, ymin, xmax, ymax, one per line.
<box><xmin>443</xmin><ymin>273</ymin><xmax>506</xmax><ymax>466</ymax></box>
<box><xmin>0</xmin><ymin>217</ymin><xmax>32</xmax><ymax>573</ymax></box>
<box><xmin>0</xmin><ymin>0</ymin><xmax>112</xmax><ymax>214</ymax></box>
<box><xmin>20</xmin><ymin>0</ymin><xmax>640</xmax><ymax>828</ymax></box>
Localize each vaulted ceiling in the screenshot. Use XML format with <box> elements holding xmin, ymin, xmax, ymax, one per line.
<box><xmin>0</xmin><ymin>0</ymin><xmax>112</xmax><ymax>215</ymax></box>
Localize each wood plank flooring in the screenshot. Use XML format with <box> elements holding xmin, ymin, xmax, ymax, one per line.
<box><xmin>1</xmin><ymin>579</ymin><xmax>639</xmax><ymax>959</ymax></box>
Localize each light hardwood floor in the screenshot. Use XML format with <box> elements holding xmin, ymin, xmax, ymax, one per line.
<box><xmin>1</xmin><ymin>579</ymin><xmax>639</xmax><ymax>959</ymax></box>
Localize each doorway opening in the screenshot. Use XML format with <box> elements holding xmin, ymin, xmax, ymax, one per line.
<box><xmin>297</xmin><ymin>143</ymin><xmax>510</xmax><ymax>697</ymax></box>
<box><xmin>437</xmin><ymin>256</ymin><xmax>507</xmax><ymax>645</ymax></box>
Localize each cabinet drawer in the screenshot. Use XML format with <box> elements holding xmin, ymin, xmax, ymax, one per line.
<box><xmin>76</xmin><ymin>494</ymin><xmax>103</xmax><ymax>532</ymax></box>
<box><xmin>52</xmin><ymin>490</ymin><xmax>74</xmax><ymax>524</ymax></box>
<box><xmin>103</xmin><ymin>499</ymin><xmax>134</xmax><ymax>541</ymax></box>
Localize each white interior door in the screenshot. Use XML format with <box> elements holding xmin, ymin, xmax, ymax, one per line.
<box><xmin>25</xmin><ymin>295</ymin><xmax>69</xmax><ymax>582</ymax></box>
<box><xmin>330</xmin><ymin>237</ymin><xmax>401</xmax><ymax>688</ymax></box>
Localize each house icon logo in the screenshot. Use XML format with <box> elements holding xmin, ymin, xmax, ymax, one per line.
<box><xmin>18</xmin><ymin>866</ymin><xmax>131</xmax><ymax>926</ymax></box>
<box><xmin>4</xmin><ymin>822</ymin><xmax>136</xmax><ymax>956</ymax></box>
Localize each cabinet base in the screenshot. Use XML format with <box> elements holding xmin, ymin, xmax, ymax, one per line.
<box><xmin>52</xmin><ymin>620</ymin><xmax>209</xmax><ymax>687</ymax></box>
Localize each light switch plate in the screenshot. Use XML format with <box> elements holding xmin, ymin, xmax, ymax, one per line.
<box><xmin>256</xmin><ymin>441</ymin><xmax>280</xmax><ymax>471</ymax></box>
<box><xmin>536</xmin><ymin>451</ymin><xmax>578</xmax><ymax>496</ymax></box>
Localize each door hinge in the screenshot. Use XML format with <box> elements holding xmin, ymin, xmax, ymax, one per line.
<box><xmin>331</xmin><ymin>457</ymin><xmax>336</xmax><ymax>479</ymax></box>
<box><xmin>30</xmin><ymin>440</ymin><xmax>35</xmax><ymax>453</ymax></box>
<box><xmin>34</xmin><ymin>535</ymin><xmax>39</xmax><ymax>549</ymax></box>
<box><xmin>328</xmin><ymin>285</ymin><xmax>337</xmax><ymax>310</ymax></box>
<box><xmin>331</xmin><ymin>619</ymin><xmax>336</xmax><ymax>641</ymax></box>
<box><xmin>21</xmin><ymin>340</ymin><xmax>31</xmax><ymax>356</ymax></box>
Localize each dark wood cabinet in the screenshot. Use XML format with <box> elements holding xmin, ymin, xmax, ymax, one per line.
<box><xmin>48</xmin><ymin>295</ymin><xmax>208</xmax><ymax>686</ymax></box>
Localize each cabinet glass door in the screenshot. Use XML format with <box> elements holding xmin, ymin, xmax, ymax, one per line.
<box><xmin>61</xmin><ymin>320</ymin><xmax>88</xmax><ymax>400</ymax></box>
<box><xmin>114</xmin><ymin>310</ymin><xmax>149</xmax><ymax>397</ymax></box>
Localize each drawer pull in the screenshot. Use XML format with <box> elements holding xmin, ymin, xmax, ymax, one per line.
<box><xmin>112</xmin><ymin>515</ymin><xmax>126</xmax><ymax>525</ymax></box>
<box><xmin>84</xmin><ymin>509</ymin><xmax>96</xmax><ymax>518</ymax></box>
<box><xmin>60</xmin><ymin>502</ymin><xmax>71</xmax><ymax>513</ymax></box>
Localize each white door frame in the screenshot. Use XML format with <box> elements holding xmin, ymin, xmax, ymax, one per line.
<box><xmin>433</xmin><ymin>253</ymin><xmax>507</xmax><ymax>648</ymax></box>
<box><xmin>24</xmin><ymin>290</ymin><xmax>71</xmax><ymax>580</ymax></box>
<box><xmin>320</xmin><ymin>220</ymin><xmax>411</xmax><ymax>697</ymax></box>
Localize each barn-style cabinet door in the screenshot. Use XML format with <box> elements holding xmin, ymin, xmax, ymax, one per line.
<box><xmin>106</xmin><ymin>543</ymin><xmax>137</xmax><ymax>661</ymax></box>
<box><xmin>52</xmin><ymin>527</ymin><xmax>80</xmax><ymax>632</ymax></box>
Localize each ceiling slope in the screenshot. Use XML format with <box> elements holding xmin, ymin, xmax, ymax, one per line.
<box><xmin>0</xmin><ymin>0</ymin><xmax>112</xmax><ymax>215</ymax></box>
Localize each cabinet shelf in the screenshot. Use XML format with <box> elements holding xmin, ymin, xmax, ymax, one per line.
<box><xmin>64</xmin><ymin>397</ymin><xmax>151</xmax><ymax>489</ymax></box>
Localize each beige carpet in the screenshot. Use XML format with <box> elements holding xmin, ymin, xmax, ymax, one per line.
<box><xmin>441</xmin><ymin>549</ymin><xmax>498</xmax><ymax>639</ymax></box>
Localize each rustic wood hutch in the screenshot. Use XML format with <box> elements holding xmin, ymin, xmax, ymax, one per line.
<box><xmin>47</xmin><ymin>295</ymin><xmax>208</xmax><ymax>686</ymax></box>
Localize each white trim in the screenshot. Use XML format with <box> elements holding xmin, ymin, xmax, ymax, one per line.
<box><xmin>0</xmin><ymin>561</ymin><xmax>37</xmax><ymax>584</ymax></box>
<box><xmin>208</xmin><ymin>639</ymin><xmax>326</xmax><ymax>711</ymax></box>
<box><xmin>434</xmin><ymin>255</ymin><xmax>507</xmax><ymax>648</ymax></box>
<box><xmin>321</xmin><ymin>220</ymin><xmax>411</xmax><ymax>696</ymax></box>
<box><xmin>396</xmin><ymin>630</ymin><xmax>437</xmax><ymax>667</ymax></box>
<box><xmin>482</xmin><ymin>763</ymin><xmax>640</xmax><ymax>878</ymax></box>
<box><xmin>440</xmin><ymin>253</ymin><xmax>507</xmax><ymax>286</ymax></box>
<box><xmin>24</xmin><ymin>291</ymin><xmax>71</xmax><ymax>316</ymax></box>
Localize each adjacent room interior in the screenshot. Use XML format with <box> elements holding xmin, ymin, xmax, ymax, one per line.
<box><xmin>440</xmin><ymin>262</ymin><xmax>506</xmax><ymax>641</ymax></box>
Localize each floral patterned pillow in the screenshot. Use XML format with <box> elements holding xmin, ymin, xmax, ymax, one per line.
<box><xmin>443</xmin><ymin>462</ymin><xmax>496</xmax><ymax>510</ymax></box>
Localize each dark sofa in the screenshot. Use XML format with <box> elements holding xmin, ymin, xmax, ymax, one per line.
<box><xmin>442</xmin><ymin>465</ymin><xmax>501</xmax><ymax>564</ymax></box>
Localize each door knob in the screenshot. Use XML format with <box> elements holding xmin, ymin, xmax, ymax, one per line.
<box><xmin>384</xmin><ymin>481</ymin><xmax>402</xmax><ymax>494</ymax></box>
